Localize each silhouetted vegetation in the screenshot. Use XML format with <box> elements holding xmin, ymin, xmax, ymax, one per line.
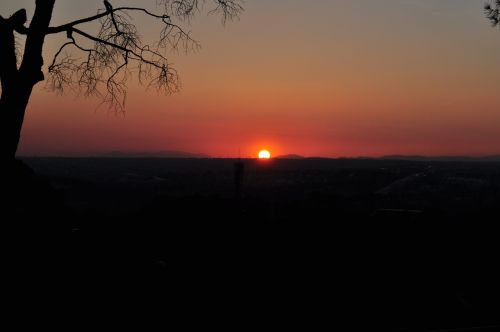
<box><xmin>0</xmin><ymin>1</ymin><xmax>243</xmax><ymax>160</ymax></box>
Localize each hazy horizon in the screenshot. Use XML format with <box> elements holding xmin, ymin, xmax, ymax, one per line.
<box><xmin>18</xmin><ymin>150</ymin><xmax>500</xmax><ymax>159</ymax></box>
<box><xmin>2</xmin><ymin>0</ymin><xmax>499</xmax><ymax>158</ymax></box>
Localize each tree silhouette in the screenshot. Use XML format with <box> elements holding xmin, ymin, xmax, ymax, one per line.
<box><xmin>485</xmin><ymin>1</ymin><xmax>500</xmax><ymax>27</ymax></box>
<box><xmin>0</xmin><ymin>0</ymin><xmax>243</xmax><ymax>160</ymax></box>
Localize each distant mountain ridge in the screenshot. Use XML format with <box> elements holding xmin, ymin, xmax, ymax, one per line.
<box><xmin>275</xmin><ymin>154</ymin><xmax>305</xmax><ymax>159</ymax></box>
<box><xmin>380</xmin><ymin>155</ymin><xmax>500</xmax><ymax>162</ymax></box>
<box><xmin>21</xmin><ymin>152</ymin><xmax>500</xmax><ymax>161</ymax></box>
<box><xmin>272</xmin><ymin>155</ymin><xmax>500</xmax><ymax>162</ymax></box>
<box><xmin>102</xmin><ymin>151</ymin><xmax>210</xmax><ymax>158</ymax></box>
<box><xmin>274</xmin><ymin>155</ymin><xmax>500</xmax><ymax>161</ymax></box>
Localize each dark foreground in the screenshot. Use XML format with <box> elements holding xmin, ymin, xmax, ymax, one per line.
<box><xmin>4</xmin><ymin>158</ymin><xmax>500</xmax><ymax>330</ymax></box>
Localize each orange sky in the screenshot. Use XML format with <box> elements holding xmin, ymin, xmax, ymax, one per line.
<box><xmin>3</xmin><ymin>0</ymin><xmax>500</xmax><ymax>157</ymax></box>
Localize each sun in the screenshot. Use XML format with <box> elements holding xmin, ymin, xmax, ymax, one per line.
<box><xmin>258</xmin><ymin>149</ymin><xmax>271</xmax><ymax>159</ymax></box>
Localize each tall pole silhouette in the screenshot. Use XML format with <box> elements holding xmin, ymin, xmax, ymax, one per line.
<box><xmin>234</xmin><ymin>152</ymin><xmax>245</xmax><ymax>201</ymax></box>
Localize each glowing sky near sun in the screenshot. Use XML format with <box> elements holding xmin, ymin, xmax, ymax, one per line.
<box><xmin>2</xmin><ymin>0</ymin><xmax>500</xmax><ymax>157</ymax></box>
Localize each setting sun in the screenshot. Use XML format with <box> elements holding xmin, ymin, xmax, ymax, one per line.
<box><xmin>258</xmin><ymin>150</ymin><xmax>271</xmax><ymax>159</ymax></box>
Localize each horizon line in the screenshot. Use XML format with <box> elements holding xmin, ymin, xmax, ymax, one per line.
<box><xmin>18</xmin><ymin>154</ymin><xmax>500</xmax><ymax>160</ymax></box>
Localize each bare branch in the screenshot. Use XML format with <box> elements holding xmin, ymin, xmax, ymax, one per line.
<box><xmin>44</xmin><ymin>0</ymin><xmax>243</xmax><ymax>111</ymax></box>
<box><xmin>158</xmin><ymin>0</ymin><xmax>244</xmax><ymax>23</ymax></box>
<box><xmin>47</xmin><ymin>41</ymin><xmax>76</xmax><ymax>94</ymax></box>
<box><xmin>210</xmin><ymin>0</ymin><xmax>245</xmax><ymax>24</ymax></box>
<box><xmin>47</xmin><ymin>6</ymin><xmax>172</xmax><ymax>34</ymax></box>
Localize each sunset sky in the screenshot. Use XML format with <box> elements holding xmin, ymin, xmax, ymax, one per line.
<box><xmin>3</xmin><ymin>0</ymin><xmax>500</xmax><ymax>157</ymax></box>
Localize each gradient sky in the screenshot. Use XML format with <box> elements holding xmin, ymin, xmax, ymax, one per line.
<box><xmin>2</xmin><ymin>0</ymin><xmax>500</xmax><ymax>157</ymax></box>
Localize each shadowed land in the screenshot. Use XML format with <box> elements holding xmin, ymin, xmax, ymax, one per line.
<box><xmin>3</xmin><ymin>157</ymin><xmax>499</xmax><ymax>330</ymax></box>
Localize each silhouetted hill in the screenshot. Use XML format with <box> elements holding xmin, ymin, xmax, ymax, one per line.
<box><xmin>275</xmin><ymin>154</ymin><xmax>305</xmax><ymax>159</ymax></box>
<box><xmin>381</xmin><ymin>155</ymin><xmax>500</xmax><ymax>162</ymax></box>
<box><xmin>102</xmin><ymin>150</ymin><xmax>210</xmax><ymax>158</ymax></box>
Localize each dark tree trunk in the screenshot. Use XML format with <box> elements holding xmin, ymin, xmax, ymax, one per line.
<box><xmin>0</xmin><ymin>82</ymin><xmax>33</xmax><ymax>160</ymax></box>
<box><xmin>0</xmin><ymin>14</ymin><xmax>22</xmax><ymax>160</ymax></box>
<box><xmin>0</xmin><ymin>0</ymin><xmax>55</xmax><ymax>161</ymax></box>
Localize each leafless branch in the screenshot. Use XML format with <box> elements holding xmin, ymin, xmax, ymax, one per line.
<box><xmin>210</xmin><ymin>0</ymin><xmax>245</xmax><ymax>24</ymax></box>
<box><xmin>159</xmin><ymin>0</ymin><xmax>244</xmax><ymax>24</ymax></box>
<box><xmin>44</xmin><ymin>0</ymin><xmax>242</xmax><ymax>111</ymax></box>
